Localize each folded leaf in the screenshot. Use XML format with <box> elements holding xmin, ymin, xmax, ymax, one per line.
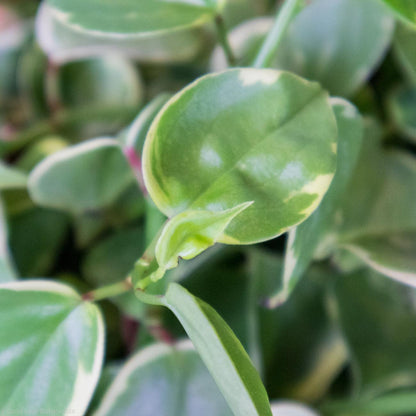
<box><xmin>94</xmin><ymin>340</ymin><xmax>232</xmax><ymax>416</ymax></box>
<box><xmin>153</xmin><ymin>202</ymin><xmax>252</xmax><ymax>280</ymax></box>
<box><xmin>144</xmin><ymin>68</ymin><xmax>337</xmax><ymax>244</ymax></box>
<box><xmin>163</xmin><ymin>283</ymin><xmax>272</xmax><ymax>416</ymax></box>
<box><xmin>0</xmin><ymin>280</ymin><xmax>104</xmax><ymax>415</ymax></box>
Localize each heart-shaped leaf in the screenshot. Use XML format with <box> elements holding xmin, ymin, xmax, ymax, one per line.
<box><xmin>163</xmin><ymin>283</ymin><xmax>272</xmax><ymax>416</ymax></box>
<box><xmin>144</xmin><ymin>68</ymin><xmax>337</xmax><ymax>244</ymax></box>
<box><xmin>46</xmin><ymin>0</ymin><xmax>223</xmax><ymax>37</ymax></box>
<box><xmin>28</xmin><ymin>138</ymin><xmax>135</xmax><ymax>214</ymax></box>
<box><xmin>275</xmin><ymin>98</ymin><xmax>363</xmax><ymax>305</ymax></box>
<box><xmin>94</xmin><ymin>340</ymin><xmax>232</xmax><ymax>416</ymax></box>
<box><xmin>0</xmin><ymin>280</ymin><xmax>104</xmax><ymax>415</ymax></box>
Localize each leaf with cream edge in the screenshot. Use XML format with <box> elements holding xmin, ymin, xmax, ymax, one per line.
<box><xmin>143</xmin><ymin>68</ymin><xmax>338</xmax><ymax>245</ymax></box>
<box><xmin>28</xmin><ymin>138</ymin><xmax>135</xmax><ymax>214</ymax></box>
<box><xmin>380</xmin><ymin>0</ymin><xmax>416</xmax><ymax>26</ymax></box>
<box><xmin>163</xmin><ymin>283</ymin><xmax>272</xmax><ymax>416</ymax></box>
<box><xmin>141</xmin><ymin>201</ymin><xmax>253</xmax><ymax>285</ymax></box>
<box><xmin>46</xmin><ymin>0</ymin><xmax>224</xmax><ymax>37</ymax></box>
<box><xmin>270</xmin><ymin>98</ymin><xmax>363</xmax><ymax>306</ymax></box>
<box><xmin>0</xmin><ymin>280</ymin><xmax>104</xmax><ymax>415</ymax></box>
<box><xmin>340</xmin><ymin>232</ymin><xmax>416</xmax><ymax>288</ymax></box>
<box><xmin>36</xmin><ymin>3</ymin><xmax>206</xmax><ymax>64</ymax></box>
<box><xmin>94</xmin><ymin>340</ymin><xmax>232</xmax><ymax>416</ymax></box>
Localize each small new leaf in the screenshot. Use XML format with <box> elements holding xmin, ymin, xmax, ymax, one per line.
<box><xmin>152</xmin><ymin>201</ymin><xmax>253</xmax><ymax>281</ymax></box>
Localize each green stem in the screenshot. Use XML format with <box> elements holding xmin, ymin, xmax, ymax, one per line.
<box><xmin>82</xmin><ymin>278</ymin><xmax>132</xmax><ymax>302</ymax></box>
<box><xmin>215</xmin><ymin>14</ymin><xmax>237</xmax><ymax>66</ymax></box>
<box><xmin>252</xmin><ymin>0</ymin><xmax>303</xmax><ymax>68</ymax></box>
<box><xmin>135</xmin><ymin>289</ymin><xmax>166</xmax><ymax>306</ymax></box>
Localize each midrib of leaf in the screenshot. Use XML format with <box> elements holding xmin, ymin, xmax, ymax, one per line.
<box><xmin>185</xmin><ymin>90</ymin><xmax>325</xmax><ymax>213</ymax></box>
<box><xmin>1</xmin><ymin>301</ymin><xmax>82</xmax><ymax>411</ymax></box>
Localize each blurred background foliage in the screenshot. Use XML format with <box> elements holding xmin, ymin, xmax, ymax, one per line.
<box><xmin>1</xmin><ymin>0</ymin><xmax>416</xmax><ymax>414</ymax></box>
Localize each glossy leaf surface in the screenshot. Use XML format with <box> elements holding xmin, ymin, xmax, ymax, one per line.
<box><xmin>46</xmin><ymin>0</ymin><xmax>222</xmax><ymax>37</ymax></box>
<box><xmin>275</xmin><ymin>0</ymin><xmax>394</xmax><ymax>97</ymax></box>
<box><xmin>277</xmin><ymin>99</ymin><xmax>363</xmax><ymax>304</ymax></box>
<box><xmin>334</xmin><ymin>270</ymin><xmax>416</xmax><ymax>395</ymax></box>
<box><xmin>0</xmin><ymin>280</ymin><xmax>104</xmax><ymax>415</ymax></box>
<box><xmin>164</xmin><ymin>283</ymin><xmax>272</xmax><ymax>416</ymax></box>
<box><xmin>28</xmin><ymin>139</ymin><xmax>135</xmax><ymax>214</ymax></box>
<box><xmin>94</xmin><ymin>340</ymin><xmax>232</xmax><ymax>416</ymax></box>
<box><xmin>144</xmin><ymin>68</ymin><xmax>337</xmax><ymax>244</ymax></box>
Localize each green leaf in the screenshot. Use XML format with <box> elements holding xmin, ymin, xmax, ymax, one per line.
<box><xmin>152</xmin><ymin>202</ymin><xmax>252</xmax><ymax>281</ymax></box>
<box><xmin>274</xmin><ymin>0</ymin><xmax>394</xmax><ymax>97</ymax></box>
<box><xmin>394</xmin><ymin>23</ymin><xmax>416</xmax><ymax>84</ymax></box>
<box><xmin>249</xmin><ymin>250</ymin><xmax>346</xmax><ymax>402</ymax></box>
<box><xmin>46</xmin><ymin>0</ymin><xmax>223</xmax><ymax>37</ymax></box>
<box><xmin>381</xmin><ymin>0</ymin><xmax>416</xmax><ymax>26</ymax></box>
<box><xmin>387</xmin><ymin>85</ymin><xmax>416</xmax><ymax>143</ymax></box>
<box><xmin>0</xmin><ymin>199</ymin><xmax>16</xmax><ymax>282</ymax></box>
<box><xmin>336</xmin><ymin>121</ymin><xmax>416</xmax><ymax>238</ymax></box>
<box><xmin>340</xmin><ymin>232</ymin><xmax>416</xmax><ymax>287</ymax></box>
<box><xmin>82</xmin><ymin>227</ymin><xmax>146</xmax><ymax>319</ymax></box>
<box><xmin>0</xmin><ymin>279</ymin><xmax>104</xmax><ymax>415</ymax></box>
<box><xmin>144</xmin><ymin>68</ymin><xmax>337</xmax><ymax>244</ymax></box>
<box><xmin>333</xmin><ymin>269</ymin><xmax>416</xmax><ymax>395</ymax></box>
<box><xmin>94</xmin><ymin>340</ymin><xmax>232</xmax><ymax>416</ymax></box>
<box><xmin>28</xmin><ymin>139</ymin><xmax>135</xmax><ymax>214</ymax></box>
<box><xmin>55</xmin><ymin>57</ymin><xmax>143</xmax><ymax>112</ymax></box>
<box><xmin>0</xmin><ymin>161</ymin><xmax>27</xmax><ymax>190</ymax></box>
<box><xmin>163</xmin><ymin>283</ymin><xmax>272</xmax><ymax>416</ymax></box>
<box><xmin>275</xmin><ymin>98</ymin><xmax>363</xmax><ymax>305</ymax></box>
<box><xmin>36</xmin><ymin>3</ymin><xmax>206</xmax><ymax>64</ymax></box>
<box><xmin>9</xmin><ymin>208</ymin><xmax>69</xmax><ymax>277</ymax></box>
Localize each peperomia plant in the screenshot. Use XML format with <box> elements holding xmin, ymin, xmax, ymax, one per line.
<box><xmin>1</xmin><ymin>0</ymin><xmax>416</xmax><ymax>415</ymax></box>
